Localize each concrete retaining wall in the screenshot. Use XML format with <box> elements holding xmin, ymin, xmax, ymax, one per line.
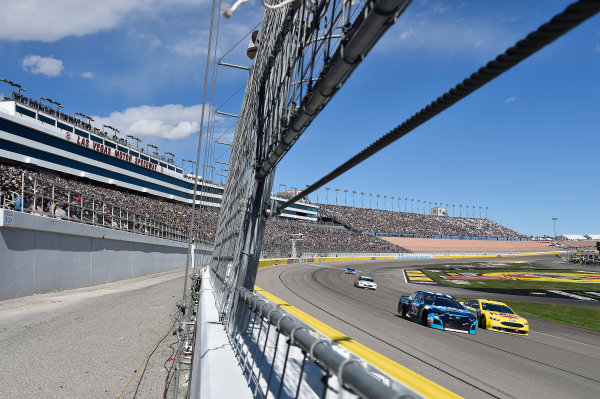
<box><xmin>0</xmin><ymin>209</ymin><xmax>212</xmax><ymax>300</ymax></box>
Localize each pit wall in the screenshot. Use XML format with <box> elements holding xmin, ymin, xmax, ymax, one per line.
<box><xmin>257</xmin><ymin>251</ymin><xmax>561</xmax><ymax>268</ymax></box>
<box><xmin>0</xmin><ymin>209</ymin><xmax>212</xmax><ymax>300</ymax></box>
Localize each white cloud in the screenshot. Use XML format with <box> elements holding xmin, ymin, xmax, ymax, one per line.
<box><xmin>504</xmin><ymin>96</ymin><xmax>517</xmax><ymax>104</ymax></box>
<box><xmin>22</xmin><ymin>55</ymin><xmax>64</xmax><ymax>77</ymax></box>
<box><xmin>172</xmin><ymin>29</ymin><xmax>209</xmax><ymax>56</ymax></box>
<box><xmin>171</xmin><ymin>23</ymin><xmax>254</xmax><ymax>57</ymax></box>
<box><xmin>0</xmin><ymin>0</ymin><xmax>207</xmax><ymax>42</ymax></box>
<box><xmin>399</xmin><ymin>28</ymin><xmax>415</xmax><ymax>40</ymax></box>
<box><xmin>379</xmin><ymin>2</ymin><xmax>518</xmax><ymax>56</ymax></box>
<box><xmin>383</xmin><ymin>18</ymin><xmax>511</xmax><ymax>55</ymax></box>
<box><xmin>81</xmin><ymin>71</ymin><xmax>94</xmax><ymax>79</ymax></box>
<box><xmin>93</xmin><ymin>104</ymin><xmax>219</xmax><ymax>140</ymax></box>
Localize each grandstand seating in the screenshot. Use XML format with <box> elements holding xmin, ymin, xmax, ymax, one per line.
<box><xmin>381</xmin><ymin>237</ymin><xmax>555</xmax><ymax>253</ymax></box>
<box><xmin>0</xmin><ymin>161</ymin><xmax>218</xmax><ymax>242</ymax></box>
<box><xmin>319</xmin><ymin>204</ymin><xmax>525</xmax><ymax>239</ymax></box>
<box><xmin>5</xmin><ymin>160</ymin><xmax>594</xmax><ymax>255</ymax></box>
<box><xmin>262</xmin><ymin>217</ymin><xmax>407</xmax><ymax>257</ymax></box>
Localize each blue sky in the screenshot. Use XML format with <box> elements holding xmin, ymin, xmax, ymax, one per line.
<box><xmin>1</xmin><ymin>1</ymin><xmax>599</xmax><ymax>237</ymax></box>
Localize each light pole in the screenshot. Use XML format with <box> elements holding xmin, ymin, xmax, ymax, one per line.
<box><xmin>74</xmin><ymin>112</ymin><xmax>94</xmax><ymax>127</ymax></box>
<box><xmin>552</xmin><ymin>217</ymin><xmax>558</xmax><ymax>238</ymax></box>
<box><xmin>147</xmin><ymin>144</ymin><xmax>159</xmax><ymax>156</ymax></box>
<box><xmin>335</xmin><ymin>188</ymin><xmax>340</xmax><ymax>205</ymax></box>
<box><xmin>384</xmin><ymin>195</ymin><xmax>387</xmax><ymax>210</ymax></box>
<box><xmin>164</xmin><ymin>151</ymin><xmax>175</xmax><ymax>163</ymax></box>
<box><xmin>369</xmin><ymin>193</ymin><xmax>372</xmax><ymax>209</ymax></box>
<box><xmin>325</xmin><ymin>187</ymin><xmax>330</xmax><ymax>204</ymax></box>
<box><xmin>485</xmin><ymin>206</ymin><xmax>488</xmax><ymax>219</ymax></box>
<box><xmin>417</xmin><ymin>200</ymin><xmax>420</xmax><ymax>214</ymax></box>
<box><xmin>126</xmin><ymin>135</ymin><xmax>141</xmax><ymax>148</ymax></box>
<box><xmin>182</xmin><ymin>159</ymin><xmax>196</xmax><ymax>173</ymax></box>
<box><xmin>376</xmin><ymin>194</ymin><xmax>380</xmax><ymax>209</ymax></box>
<box><xmin>391</xmin><ymin>196</ymin><xmax>395</xmax><ymax>212</ymax></box>
<box><xmin>459</xmin><ymin>204</ymin><xmax>462</xmax><ymax>217</ymax></box>
<box><xmin>466</xmin><ymin>205</ymin><xmax>470</xmax><ymax>218</ymax></box>
<box><xmin>344</xmin><ymin>189</ymin><xmax>348</xmax><ymax>206</ymax></box>
<box><xmin>1</xmin><ymin>78</ymin><xmax>26</xmax><ymax>95</ymax></box>
<box><xmin>404</xmin><ymin>197</ymin><xmax>407</xmax><ymax>212</ymax></box>
<box><xmin>479</xmin><ymin>206</ymin><xmax>482</xmax><ymax>219</ymax></box>
<box><xmin>40</xmin><ymin>96</ymin><xmax>63</xmax><ymax>114</ymax></box>
<box><xmin>352</xmin><ymin>190</ymin><xmax>356</xmax><ymax>207</ymax></box>
<box><xmin>411</xmin><ymin>198</ymin><xmax>414</xmax><ymax>213</ymax></box>
<box><xmin>360</xmin><ymin>192</ymin><xmax>364</xmax><ymax>208</ymax></box>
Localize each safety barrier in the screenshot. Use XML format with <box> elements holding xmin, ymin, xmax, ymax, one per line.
<box><xmin>257</xmin><ymin>250</ymin><xmax>562</xmax><ymax>268</ymax></box>
<box><xmin>227</xmin><ymin>286</ymin><xmax>423</xmax><ymax>399</ymax></box>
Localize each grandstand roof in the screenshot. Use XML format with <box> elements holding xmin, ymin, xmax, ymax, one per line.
<box><xmin>557</xmin><ymin>234</ymin><xmax>587</xmax><ymax>241</ymax></box>
<box><xmin>585</xmin><ymin>234</ymin><xmax>600</xmax><ymax>240</ymax></box>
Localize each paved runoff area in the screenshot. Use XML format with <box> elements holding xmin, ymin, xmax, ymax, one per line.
<box><xmin>0</xmin><ymin>270</ymin><xmax>185</xmax><ymax>399</ymax></box>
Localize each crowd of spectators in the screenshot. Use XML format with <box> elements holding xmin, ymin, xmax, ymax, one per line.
<box><xmin>319</xmin><ymin>204</ymin><xmax>525</xmax><ymax>239</ymax></box>
<box><xmin>262</xmin><ymin>217</ymin><xmax>407</xmax><ymax>257</ymax></box>
<box><xmin>1</xmin><ymin>161</ymin><xmax>411</xmax><ymax>254</ymax></box>
<box><xmin>1</xmin><ymin>161</ymin><xmax>219</xmax><ymax>242</ymax></box>
<box><xmin>2</xmin><ymin>159</ymin><xmax>524</xmax><ymax>254</ymax></box>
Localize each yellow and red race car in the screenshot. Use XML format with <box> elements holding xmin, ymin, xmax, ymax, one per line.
<box><xmin>462</xmin><ymin>299</ymin><xmax>529</xmax><ymax>335</ymax></box>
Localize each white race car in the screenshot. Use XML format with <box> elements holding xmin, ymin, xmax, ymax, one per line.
<box><xmin>354</xmin><ymin>275</ymin><xmax>377</xmax><ymax>290</ymax></box>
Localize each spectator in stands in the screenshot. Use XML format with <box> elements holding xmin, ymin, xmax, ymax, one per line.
<box><xmin>54</xmin><ymin>203</ymin><xmax>67</xmax><ymax>219</ymax></box>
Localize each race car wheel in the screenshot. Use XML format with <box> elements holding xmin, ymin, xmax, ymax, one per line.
<box><xmin>421</xmin><ymin>311</ymin><xmax>428</xmax><ymax>327</ymax></box>
<box><xmin>400</xmin><ymin>305</ymin><xmax>407</xmax><ymax>319</ymax></box>
<box><xmin>479</xmin><ymin>316</ymin><xmax>486</xmax><ymax>329</ymax></box>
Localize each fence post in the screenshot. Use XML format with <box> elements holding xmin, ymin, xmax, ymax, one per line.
<box><xmin>20</xmin><ymin>172</ymin><xmax>24</xmax><ymax>213</ymax></box>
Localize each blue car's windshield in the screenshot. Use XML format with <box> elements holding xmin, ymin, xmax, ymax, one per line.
<box><xmin>423</xmin><ymin>295</ymin><xmax>461</xmax><ymax>308</ymax></box>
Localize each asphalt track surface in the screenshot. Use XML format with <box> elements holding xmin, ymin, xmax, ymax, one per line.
<box><xmin>0</xmin><ymin>270</ymin><xmax>184</xmax><ymax>399</ymax></box>
<box><xmin>256</xmin><ymin>255</ymin><xmax>600</xmax><ymax>399</ymax></box>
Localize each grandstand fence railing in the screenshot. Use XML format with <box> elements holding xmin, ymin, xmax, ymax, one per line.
<box><xmin>1</xmin><ymin>170</ymin><xmax>191</xmax><ymax>243</ymax></box>
<box><xmin>228</xmin><ymin>286</ymin><xmax>423</xmax><ymax>399</ymax></box>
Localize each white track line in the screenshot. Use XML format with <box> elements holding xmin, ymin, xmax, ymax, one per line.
<box><xmin>530</xmin><ymin>330</ymin><xmax>600</xmax><ymax>348</ymax></box>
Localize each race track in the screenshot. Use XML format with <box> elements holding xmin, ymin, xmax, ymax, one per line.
<box><xmin>256</xmin><ymin>256</ymin><xmax>600</xmax><ymax>399</ymax></box>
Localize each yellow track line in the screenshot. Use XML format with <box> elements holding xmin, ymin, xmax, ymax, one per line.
<box><xmin>255</xmin><ymin>286</ymin><xmax>462</xmax><ymax>399</ymax></box>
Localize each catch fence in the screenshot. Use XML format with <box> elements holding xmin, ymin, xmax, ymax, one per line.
<box><xmin>182</xmin><ymin>1</ymin><xmax>600</xmax><ymax>398</ymax></box>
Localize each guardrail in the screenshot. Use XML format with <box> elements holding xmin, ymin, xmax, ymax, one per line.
<box><xmin>227</xmin><ymin>286</ymin><xmax>423</xmax><ymax>399</ymax></box>
<box><xmin>1</xmin><ymin>170</ymin><xmax>190</xmax><ymax>242</ymax></box>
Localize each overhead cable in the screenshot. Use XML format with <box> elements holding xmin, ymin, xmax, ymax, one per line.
<box><xmin>274</xmin><ymin>0</ymin><xmax>600</xmax><ymax>216</ymax></box>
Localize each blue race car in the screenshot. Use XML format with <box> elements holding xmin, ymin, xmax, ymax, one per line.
<box><xmin>345</xmin><ymin>267</ymin><xmax>356</xmax><ymax>275</ymax></box>
<box><xmin>398</xmin><ymin>291</ymin><xmax>477</xmax><ymax>334</ymax></box>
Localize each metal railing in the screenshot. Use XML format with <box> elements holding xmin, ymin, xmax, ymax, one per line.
<box><xmin>1</xmin><ymin>170</ymin><xmax>190</xmax><ymax>242</ymax></box>
<box><xmin>229</xmin><ymin>287</ymin><xmax>422</xmax><ymax>399</ymax></box>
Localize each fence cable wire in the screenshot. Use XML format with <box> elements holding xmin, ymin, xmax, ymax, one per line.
<box><xmin>275</xmin><ymin>0</ymin><xmax>600</xmax><ymax>215</ymax></box>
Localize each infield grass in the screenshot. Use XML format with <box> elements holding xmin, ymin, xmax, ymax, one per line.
<box><xmin>456</xmin><ymin>296</ymin><xmax>600</xmax><ymax>332</ymax></box>
<box><xmin>421</xmin><ymin>266</ymin><xmax>600</xmax><ymax>292</ymax></box>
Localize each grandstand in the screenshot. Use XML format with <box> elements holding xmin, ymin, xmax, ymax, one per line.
<box><xmin>0</xmin><ymin>160</ymin><xmax>219</xmax><ymax>242</ymax></box>
<box><xmin>319</xmin><ymin>204</ymin><xmax>525</xmax><ymax>239</ymax></box>
<box><xmin>4</xmin><ymin>159</ymin><xmax>594</xmax><ymax>256</ymax></box>
<box><xmin>261</xmin><ymin>217</ymin><xmax>406</xmax><ymax>257</ymax></box>
<box><xmin>381</xmin><ymin>237</ymin><xmax>555</xmax><ymax>253</ymax></box>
